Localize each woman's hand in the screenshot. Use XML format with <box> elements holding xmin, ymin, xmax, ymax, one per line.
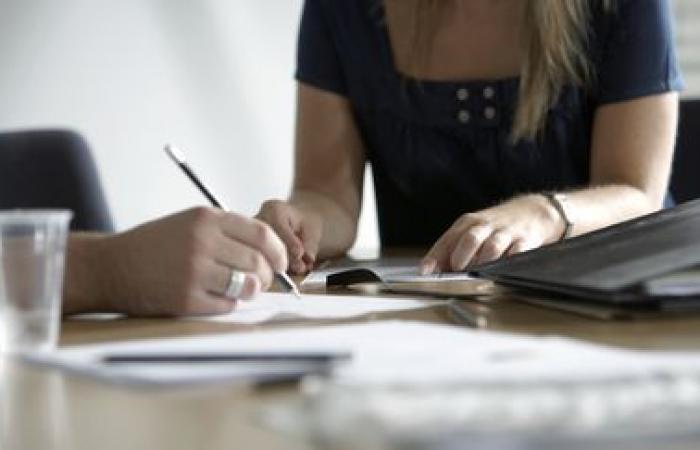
<box><xmin>257</xmin><ymin>200</ymin><xmax>323</xmax><ymax>275</ymax></box>
<box><xmin>68</xmin><ymin>207</ymin><xmax>288</xmax><ymax>317</ymax></box>
<box><xmin>421</xmin><ymin>195</ymin><xmax>564</xmax><ymax>273</ymax></box>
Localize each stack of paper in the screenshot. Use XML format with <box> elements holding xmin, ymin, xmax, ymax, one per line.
<box><xmin>26</xmin><ymin>321</ymin><xmax>700</xmax><ymax>387</ymax></box>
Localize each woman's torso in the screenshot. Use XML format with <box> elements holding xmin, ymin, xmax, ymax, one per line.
<box><xmin>296</xmin><ymin>0</ymin><xmax>681</xmax><ymax>246</ymax></box>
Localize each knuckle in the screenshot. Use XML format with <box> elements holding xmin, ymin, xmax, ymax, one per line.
<box><xmin>461</xmin><ymin>213</ymin><xmax>486</xmax><ymax>226</ymax></box>
<box><xmin>491</xmin><ymin>232</ymin><xmax>511</xmax><ymax>247</ymax></box>
<box><xmin>455</xmin><ymin>215</ymin><xmax>470</xmax><ymax>227</ymax></box>
<box><xmin>185</xmin><ymin>208</ymin><xmax>217</xmax><ymax>240</ymax></box>
<box><xmin>251</xmin><ymin>220</ymin><xmax>274</xmax><ymax>246</ymax></box>
<box><xmin>463</xmin><ymin>229</ymin><xmax>483</xmax><ymax>246</ymax></box>
<box><xmin>190</xmin><ymin>206</ymin><xmax>216</xmax><ymax>224</ymax></box>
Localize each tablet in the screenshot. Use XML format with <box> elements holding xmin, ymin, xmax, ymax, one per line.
<box><xmin>473</xmin><ymin>199</ymin><xmax>700</xmax><ymax>306</ymax></box>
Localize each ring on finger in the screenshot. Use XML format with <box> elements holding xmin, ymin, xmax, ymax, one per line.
<box><xmin>224</xmin><ymin>269</ymin><xmax>247</xmax><ymax>299</ymax></box>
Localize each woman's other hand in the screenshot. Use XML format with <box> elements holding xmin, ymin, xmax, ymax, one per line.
<box><xmin>257</xmin><ymin>199</ymin><xmax>323</xmax><ymax>274</ymax></box>
<box><xmin>421</xmin><ymin>195</ymin><xmax>564</xmax><ymax>273</ymax></box>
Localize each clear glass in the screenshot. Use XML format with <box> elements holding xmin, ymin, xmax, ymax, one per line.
<box><xmin>0</xmin><ymin>210</ymin><xmax>72</xmax><ymax>354</ymax></box>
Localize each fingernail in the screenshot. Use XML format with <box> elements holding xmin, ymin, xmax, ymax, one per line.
<box><xmin>239</xmin><ymin>274</ymin><xmax>261</xmax><ymax>301</ymax></box>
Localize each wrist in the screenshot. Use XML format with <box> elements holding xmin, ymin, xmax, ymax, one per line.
<box><xmin>291</xmin><ymin>190</ymin><xmax>357</xmax><ymax>256</ymax></box>
<box><xmin>94</xmin><ymin>232</ymin><xmax>138</xmax><ymax>314</ymax></box>
<box><xmin>524</xmin><ymin>193</ymin><xmax>567</xmax><ymax>244</ymax></box>
<box><xmin>290</xmin><ymin>190</ymin><xmax>333</xmax><ymax>218</ymax></box>
<box><xmin>63</xmin><ymin>234</ymin><xmax>115</xmax><ymax>314</ymax></box>
<box><xmin>540</xmin><ymin>192</ymin><xmax>574</xmax><ymax>243</ymax></box>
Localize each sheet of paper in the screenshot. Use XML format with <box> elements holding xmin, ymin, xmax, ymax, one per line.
<box><xmin>302</xmin><ymin>257</ymin><xmax>474</xmax><ymax>287</ymax></box>
<box><xmin>26</xmin><ymin>321</ymin><xmax>700</xmax><ymax>387</ymax></box>
<box><xmin>191</xmin><ymin>292</ymin><xmax>439</xmax><ymax>324</ymax></box>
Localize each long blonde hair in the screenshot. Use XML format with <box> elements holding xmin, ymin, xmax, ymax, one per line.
<box><xmin>398</xmin><ymin>0</ymin><xmax>614</xmax><ymax>142</ymax></box>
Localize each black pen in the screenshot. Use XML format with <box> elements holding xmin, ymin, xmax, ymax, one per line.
<box><xmin>164</xmin><ymin>144</ymin><xmax>302</xmax><ymax>298</ymax></box>
<box><xmin>103</xmin><ymin>352</ymin><xmax>351</xmax><ymax>364</ymax></box>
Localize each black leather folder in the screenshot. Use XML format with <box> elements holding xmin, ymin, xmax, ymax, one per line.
<box><xmin>473</xmin><ymin>199</ymin><xmax>700</xmax><ymax>312</ymax></box>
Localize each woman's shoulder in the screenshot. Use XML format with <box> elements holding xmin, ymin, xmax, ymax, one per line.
<box><xmin>305</xmin><ymin>0</ymin><xmax>380</xmax><ymax>21</ymax></box>
<box><xmin>296</xmin><ymin>0</ymin><xmax>390</xmax><ymax>100</ymax></box>
<box><xmin>588</xmin><ymin>0</ymin><xmax>682</xmax><ymax>104</ymax></box>
<box><xmin>588</xmin><ymin>0</ymin><xmax>675</xmax><ymax>57</ymax></box>
<box><xmin>301</xmin><ymin>0</ymin><xmax>385</xmax><ymax>48</ymax></box>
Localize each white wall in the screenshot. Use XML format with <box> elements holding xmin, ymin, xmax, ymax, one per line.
<box><xmin>674</xmin><ymin>0</ymin><xmax>700</xmax><ymax>97</ymax></box>
<box><xmin>0</xmin><ymin>0</ymin><xmax>379</xmax><ymax>250</ymax></box>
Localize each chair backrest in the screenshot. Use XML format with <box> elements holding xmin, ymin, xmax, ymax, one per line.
<box><xmin>0</xmin><ymin>130</ymin><xmax>114</xmax><ymax>232</ymax></box>
<box><xmin>672</xmin><ymin>99</ymin><xmax>700</xmax><ymax>204</ymax></box>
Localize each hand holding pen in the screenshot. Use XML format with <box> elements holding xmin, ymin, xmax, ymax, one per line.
<box><xmin>257</xmin><ymin>199</ymin><xmax>323</xmax><ymax>274</ymax></box>
<box><xmin>164</xmin><ymin>145</ymin><xmax>302</xmax><ymax>298</ymax></box>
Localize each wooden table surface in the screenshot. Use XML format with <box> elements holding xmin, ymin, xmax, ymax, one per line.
<box><xmin>5</xmin><ymin>275</ymin><xmax>700</xmax><ymax>450</ymax></box>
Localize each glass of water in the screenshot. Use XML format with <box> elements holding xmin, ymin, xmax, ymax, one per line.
<box><xmin>0</xmin><ymin>210</ymin><xmax>72</xmax><ymax>354</ymax></box>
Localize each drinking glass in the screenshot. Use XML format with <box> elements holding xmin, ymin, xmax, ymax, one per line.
<box><xmin>0</xmin><ymin>210</ymin><xmax>72</xmax><ymax>354</ymax></box>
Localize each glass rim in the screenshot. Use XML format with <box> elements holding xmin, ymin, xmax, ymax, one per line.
<box><xmin>0</xmin><ymin>209</ymin><xmax>74</xmax><ymax>224</ymax></box>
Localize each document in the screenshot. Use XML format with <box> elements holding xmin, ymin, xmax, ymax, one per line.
<box><xmin>302</xmin><ymin>257</ymin><xmax>474</xmax><ymax>287</ymax></box>
<box><xmin>191</xmin><ymin>292</ymin><xmax>439</xmax><ymax>325</ymax></box>
<box><xmin>26</xmin><ymin>321</ymin><xmax>700</xmax><ymax>387</ymax></box>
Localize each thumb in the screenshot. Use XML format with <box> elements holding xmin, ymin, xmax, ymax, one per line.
<box><xmin>299</xmin><ymin>219</ymin><xmax>322</xmax><ymax>264</ymax></box>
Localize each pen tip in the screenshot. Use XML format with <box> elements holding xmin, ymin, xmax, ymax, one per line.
<box><xmin>276</xmin><ymin>272</ymin><xmax>302</xmax><ymax>299</ymax></box>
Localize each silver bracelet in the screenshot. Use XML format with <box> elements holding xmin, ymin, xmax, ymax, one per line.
<box><xmin>542</xmin><ymin>192</ymin><xmax>574</xmax><ymax>241</ymax></box>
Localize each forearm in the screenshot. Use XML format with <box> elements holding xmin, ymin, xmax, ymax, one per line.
<box><xmin>424</xmin><ymin>183</ymin><xmax>663</xmax><ymax>272</ymax></box>
<box><xmin>552</xmin><ymin>184</ymin><xmax>660</xmax><ymax>240</ymax></box>
<box><xmin>290</xmin><ymin>188</ymin><xmax>359</xmax><ymax>259</ymax></box>
<box><xmin>567</xmin><ymin>93</ymin><xmax>677</xmax><ymax>238</ymax></box>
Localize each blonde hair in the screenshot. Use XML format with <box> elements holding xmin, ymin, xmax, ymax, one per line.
<box><xmin>398</xmin><ymin>0</ymin><xmax>614</xmax><ymax>142</ymax></box>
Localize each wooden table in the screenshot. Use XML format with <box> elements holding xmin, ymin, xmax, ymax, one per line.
<box><xmin>5</xmin><ymin>277</ymin><xmax>700</xmax><ymax>450</ymax></box>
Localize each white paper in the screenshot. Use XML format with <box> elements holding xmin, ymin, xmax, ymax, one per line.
<box><xmin>192</xmin><ymin>292</ymin><xmax>439</xmax><ymax>324</ymax></box>
<box><xmin>26</xmin><ymin>321</ymin><xmax>700</xmax><ymax>387</ymax></box>
<box><xmin>302</xmin><ymin>258</ymin><xmax>474</xmax><ymax>287</ymax></box>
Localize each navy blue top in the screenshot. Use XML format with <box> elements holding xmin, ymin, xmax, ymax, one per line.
<box><xmin>295</xmin><ymin>0</ymin><xmax>683</xmax><ymax>247</ymax></box>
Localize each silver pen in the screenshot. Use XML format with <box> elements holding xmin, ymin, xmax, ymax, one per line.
<box><xmin>164</xmin><ymin>144</ymin><xmax>302</xmax><ymax>298</ymax></box>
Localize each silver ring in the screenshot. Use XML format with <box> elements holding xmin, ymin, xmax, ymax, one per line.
<box><xmin>224</xmin><ymin>270</ymin><xmax>246</xmax><ymax>299</ymax></box>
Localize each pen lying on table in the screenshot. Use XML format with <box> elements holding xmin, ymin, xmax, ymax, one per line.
<box><xmin>164</xmin><ymin>144</ymin><xmax>301</xmax><ymax>298</ymax></box>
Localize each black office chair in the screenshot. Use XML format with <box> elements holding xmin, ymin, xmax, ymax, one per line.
<box><xmin>672</xmin><ymin>99</ymin><xmax>700</xmax><ymax>204</ymax></box>
<box><xmin>0</xmin><ymin>129</ymin><xmax>114</xmax><ymax>232</ymax></box>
